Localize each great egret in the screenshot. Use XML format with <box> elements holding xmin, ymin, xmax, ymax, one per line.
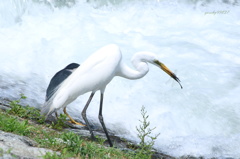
<box><xmin>45</xmin><ymin>63</ymin><xmax>84</xmax><ymax>126</ymax></box>
<box><xmin>41</xmin><ymin>44</ymin><xmax>182</xmax><ymax>147</ymax></box>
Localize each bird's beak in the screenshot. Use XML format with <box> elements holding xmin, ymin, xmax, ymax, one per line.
<box><xmin>154</xmin><ymin>60</ymin><xmax>183</xmax><ymax>89</ymax></box>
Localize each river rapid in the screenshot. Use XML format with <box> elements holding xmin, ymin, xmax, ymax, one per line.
<box><xmin>0</xmin><ymin>0</ymin><xmax>240</xmax><ymax>158</ymax></box>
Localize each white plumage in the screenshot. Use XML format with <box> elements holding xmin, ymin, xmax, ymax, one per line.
<box><xmin>41</xmin><ymin>44</ymin><xmax>182</xmax><ymax>147</ymax></box>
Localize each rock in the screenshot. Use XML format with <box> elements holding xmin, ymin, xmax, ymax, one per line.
<box><xmin>0</xmin><ymin>105</ymin><xmax>10</xmax><ymax>111</ymax></box>
<box><xmin>0</xmin><ymin>130</ymin><xmax>58</xmax><ymax>159</ymax></box>
<box><xmin>68</xmin><ymin>127</ymin><xmax>134</xmax><ymax>148</ymax></box>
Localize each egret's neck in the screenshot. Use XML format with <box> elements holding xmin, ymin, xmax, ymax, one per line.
<box><xmin>117</xmin><ymin>51</ymin><xmax>156</xmax><ymax>80</ymax></box>
<box><xmin>118</xmin><ymin>63</ymin><xmax>149</xmax><ymax>80</ymax></box>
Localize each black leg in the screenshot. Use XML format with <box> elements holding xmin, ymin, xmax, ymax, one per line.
<box><xmin>55</xmin><ymin>112</ymin><xmax>58</xmax><ymax>119</ymax></box>
<box><xmin>98</xmin><ymin>93</ymin><xmax>113</xmax><ymax>147</ymax></box>
<box><xmin>82</xmin><ymin>92</ymin><xmax>95</xmax><ymax>139</ymax></box>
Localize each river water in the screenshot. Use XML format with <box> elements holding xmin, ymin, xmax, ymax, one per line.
<box><xmin>0</xmin><ymin>0</ymin><xmax>240</xmax><ymax>158</ymax></box>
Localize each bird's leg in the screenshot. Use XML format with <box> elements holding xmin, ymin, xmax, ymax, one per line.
<box><xmin>98</xmin><ymin>93</ymin><xmax>113</xmax><ymax>147</ymax></box>
<box><xmin>82</xmin><ymin>92</ymin><xmax>95</xmax><ymax>140</ymax></box>
<box><xmin>63</xmin><ymin>107</ymin><xmax>85</xmax><ymax>126</ymax></box>
<box><xmin>55</xmin><ymin>112</ymin><xmax>59</xmax><ymax>119</ymax></box>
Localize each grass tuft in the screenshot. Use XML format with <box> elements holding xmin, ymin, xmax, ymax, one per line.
<box><xmin>7</xmin><ymin>94</ymin><xmax>45</xmax><ymax>124</ymax></box>
<box><xmin>0</xmin><ymin>95</ymin><xmax>160</xmax><ymax>159</ymax></box>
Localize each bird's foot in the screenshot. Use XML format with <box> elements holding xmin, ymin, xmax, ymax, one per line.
<box><xmin>68</xmin><ymin>120</ymin><xmax>85</xmax><ymax>126</ymax></box>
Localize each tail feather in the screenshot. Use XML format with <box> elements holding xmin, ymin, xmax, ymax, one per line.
<box><xmin>41</xmin><ymin>82</ymin><xmax>63</xmax><ymax>117</ymax></box>
<box><xmin>41</xmin><ymin>100</ymin><xmax>55</xmax><ymax>117</ymax></box>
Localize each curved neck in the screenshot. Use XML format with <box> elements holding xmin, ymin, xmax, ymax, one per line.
<box><xmin>117</xmin><ymin>51</ymin><xmax>156</xmax><ymax>80</ymax></box>
<box><xmin>118</xmin><ymin>63</ymin><xmax>149</xmax><ymax>80</ymax></box>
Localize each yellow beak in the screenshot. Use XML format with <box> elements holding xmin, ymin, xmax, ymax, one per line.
<box><xmin>154</xmin><ymin>60</ymin><xmax>183</xmax><ymax>89</ymax></box>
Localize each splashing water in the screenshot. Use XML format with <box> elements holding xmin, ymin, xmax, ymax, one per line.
<box><xmin>0</xmin><ymin>0</ymin><xmax>240</xmax><ymax>158</ymax></box>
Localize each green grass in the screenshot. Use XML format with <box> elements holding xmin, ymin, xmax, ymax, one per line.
<box><xmin>0</xmin><ymin>114</ymin><xmax>33</xmax><ymax>136</ymax></box>
<box><xmin>0</xmin><ymin>109</ymin><xmax>132</xmax><ymax>158</ymax></box>
<box><xmin>0</xmin><ymin>96</ymin><xmax>159</xmax><ymax>159</ymax></box>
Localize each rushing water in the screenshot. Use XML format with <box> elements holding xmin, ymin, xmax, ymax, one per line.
<box><xmin>0</xmin><ymin>0</ymin><xmax>240</xmax><ymax>158</ymax></box>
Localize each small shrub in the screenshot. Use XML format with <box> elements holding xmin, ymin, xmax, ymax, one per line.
<box><xmin>135</xmin><ymin>106</ymin><xmax>160</xmax><ymax>159</ymax></box>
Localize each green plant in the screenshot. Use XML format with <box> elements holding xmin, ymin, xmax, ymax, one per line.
<box><xmin>7</xmin><ymin>94</ymin><xmax>45</xmax><ymax>124</ymax></box>
<box><xmin>0</xmin><ymin>113</ymin><xmax>33</xmax><ymax>136</ymax></box>
<box><xmin>43</xmin><ymin>152</ymin><xmax>61</xmax><ymax>159</ymax></box>
<box><xmin>48</xmin><ymin>113</ymin><xmax>69</xmax><ymax>130</ymax></box>
<box><xmin>35</xmin><ymin>130</ymin><xmax>63</xmax><ymax>151</ymax></box>
<box><xmin>0</xmin><ymin>109</ymin><xmax>133</xmax><ymax>159</ymax></box>
<box><xmin>135</xmin><ymin>106</ymin><xmax>160</xmax><ymax>159</ymax></box>
<box><xmin>60</xmin><ymin>131</ymin><xmax>83</xmax><ymax>153</ymax></box>
<box><xmin>2</xmin><ymin>97</ymin><xmax>164</xmax><ymax>159</ymax></box>
<box><xmin>7</xmin><ymin>94</ymin><xmax>27</xmax><ymax>116</ymax></box>
<box><xmin>95</xmin><ymin>135</ymin><xmax>106</xmax><ymax>145</ymax></box>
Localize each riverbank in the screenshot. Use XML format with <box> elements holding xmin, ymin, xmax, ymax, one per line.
<box><xmin>0</xmin><ymin>103</ymin><xmax>176</xmax><ymax>159</ymax></box>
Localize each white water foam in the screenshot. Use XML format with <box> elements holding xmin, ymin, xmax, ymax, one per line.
<box><xmin>0</xmin><ymin>0</ymin><xmax>240</xmax><ymax>158</ymax></box>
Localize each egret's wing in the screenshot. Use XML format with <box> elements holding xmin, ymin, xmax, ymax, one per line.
<box><xmin>43</xmin><ymin>65</ymin><xmax>79</xmax><ymax>116</ymax></box>
<box><xmin>46</xmin><ymin>70</ymin><xmax>72</xmax><ymax>101</ymax></box>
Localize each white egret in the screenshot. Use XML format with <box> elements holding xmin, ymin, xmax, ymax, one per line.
<box><xmin>41</xmin><ymin>44</ymin><xmax>182</xmax><ymax>147</ymax></box>
<box><xmin>45</xmin><ymin>63</ymin><xmax>84</xmax><ymax>126</ymax></box>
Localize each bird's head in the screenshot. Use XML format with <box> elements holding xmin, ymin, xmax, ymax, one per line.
<box><xmin>131</xmin><ymin>51</ymin><xmax>183</xmax><ymax>88</ymax></box>
<box><xmin>153</xmin><ymin>60</ymin><xmax>183</xmax><ymax>89</ymax></box>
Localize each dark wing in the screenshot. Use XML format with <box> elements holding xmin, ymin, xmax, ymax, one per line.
<box><xmin>64</xmin><ymin>63</ymin><xmax>80</xmax><ymax>70</ymax></box>
<box><xmin>46</xmin><ymin>63</ymin><xmax>80</xmax><ymax>101</ymax></box>
<box><xmin>46</xmin><ymin>69</ymin><xmax>72</xmax><ymax>101</ymax></box>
